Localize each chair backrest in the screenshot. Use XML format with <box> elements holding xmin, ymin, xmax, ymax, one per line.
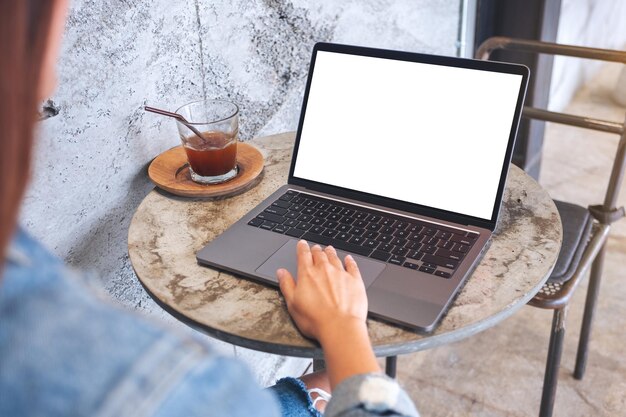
<box><xmin>476</xmin><ymin>37</ymin><xmax>626</xmax><ymax>226</ymax></box>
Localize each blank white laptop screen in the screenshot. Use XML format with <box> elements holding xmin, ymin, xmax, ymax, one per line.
<box><xmin>293</xmin><ymin>50</ymin><xmax>524</xmax><ymax>220</ymax></box>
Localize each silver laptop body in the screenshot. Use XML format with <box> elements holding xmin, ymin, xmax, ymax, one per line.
<box><xmin>197</xmin><ymin>42</ymin><xmax>529</xmax><ymax>332</ymax></box>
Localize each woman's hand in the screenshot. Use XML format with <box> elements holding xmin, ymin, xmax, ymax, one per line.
<box><xmin>277</xmin><ymin>240</ymin><xmax>381</xmax><ymax>389</ymax></box>
<box><xmin>276</xmin><ymin>240</ymin><xmax>368</xmax><ymax>342</ymax></box>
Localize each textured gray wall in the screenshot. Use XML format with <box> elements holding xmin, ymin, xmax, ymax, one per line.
<box><xmin>21</xmin><ymin>0</ymin><xmax>460</xmax><ymax>382</ymax></box>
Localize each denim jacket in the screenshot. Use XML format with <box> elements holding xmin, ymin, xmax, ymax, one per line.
<box><xmin>0</xmin><ymin>228</ymin><xmax>419</xmax><ymax>417</ymax></box>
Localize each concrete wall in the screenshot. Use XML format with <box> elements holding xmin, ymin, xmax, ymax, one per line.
<box><xmin>549</xmin><ymin>0</ymin><xmax>626</xmax><ymax>111</ymax></box>
<box><xmin>22</xmin><ymin>0</ymin><xmax>461</xmax><ymax>384</ymax></box>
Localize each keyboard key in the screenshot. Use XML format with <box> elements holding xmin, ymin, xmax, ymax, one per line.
<box><xmin>311</xmin><ymin>217</ymin><xmax>324</xmax><ymax>226</ymax></box>
<box><xmin>303</xmin><ymin>207</ymin><xmax>316</xmax><ymax>215</ymax></box>
<box><xmin>313</xmin><ymin>210</ymin><xmax>330</xmax><ymax>218</ymax></box>
<box><xmin>403</xmin><ymin>261</ymin><xmax>419</xmax><ymax>270</ymax></box>
<box><xmin>422</xmin><ymin>245</ymin><xmax>437</xmax><ymax>254</ymax></box>
<box><xmin>279</xmin><ymin>193</ymin><xmax>295</xmax><ymax>202</ymax></box>
<box><xmin>435</xmin><ymin>270</ymin><xmax>452</xmax><ymax>278</ymax></box>
<box><xmin>349</xmin><ymin>235</ymin><xmax>365</xmax><ymax>245</ymax></box>
<box><xmin>421</xmin><ymin>262</ymin><xmax>438</xmax><ymax>269</ymax></box>
<box><xmin>405</xmin><ymin>241</ymin><xmax>421</xmax><ymax>250</ymax></box>
<box><xmin>290</xmin><ymin>204</ymin><xmax>304</xmax><ymax>212</ymax></box>
<box><xmin>296</xmin><ymin>222</ymin><xmax>312</xmax><ymax>230</ymax></box>
<box><xmin>435</xmin><ymin>231</ymin><xmax>452</xmax><ymax>240</ymax></box>
<box><xmin>273</xmin><ymin>224</ymin><xmax>288</xmax><ymax>233</ymax></box>
<box><xmin>285</xmin><ymin>228</ymin><xmax>305</xmax><ymax>238</ymax></box>
<box><xmin>435</xmin><ymin>239</ymin><xmax>449</xmax><ymax>248</ymax></box>
<box><xmin>328</xmin><ymin>213</ymin><xmax>342</xmax><ymax>221</ymax></box>
<box><xmin>285</xmin><ymin>211</ymin><xmax>299</xmax><ymax>219</ymax></box>
<box><xmin>368</xmin><ymin>215</ymin><xmax>382</xmax><ymax>223</ymax></box>
<box><xmin>422</xmin><ymin>227</ymin><xmax>436</xmax><ymax>236</ymax></box>
<box><xmin>450</xmin><ymin>234</ymin><xmax>472</xmax><ymax>246</ymax></box>
<box><xmin>364</xmin><ymin>231</ymin><xmax>379</xmax><ymax>239</ymax></box>
<box><xmin>408</xmin><ymin>233</ymin><xmax>422</xmax><ymax>241</ymax></box>
<box><xmin>363</xmin><ymin>239</ymin><xmax>379</xmax><ymax>249</ymax></box>
<box><xmin>391</xmin><ymin>247</ymin><xmax>409</xmax><ymax>256</ymax></box>
<box><xmin>370</xmin><ymin>250</ymin><xmax>391</xmax><ymax>262</ymax></box>
<box><xmin>441</xmin><ymin>240</ymin><xmax>455</xmax><ymax>250</ymax></box>
<box><xmin>407</xmin><ymin>250</ymin><xmax>423</xmax><ymax>260</ymax></box>
<box><xmin>336</xmin><ymin>224</ymin><xmax>351</xmax><ymax>232</ymax></box>
<box><xmin>376</xmin><ymin>234</ymin><xmax>393</xmax><ymax>243</ymax></box>
<box><xmin>454</xmin><ymin>244</ymin><xmax>470</xmax><ymax>253</ymax></box>
<box><xmin>260</xmin><ymin>221</ymin><xmax>277</xmax><ymax>230</ymax></box>
<box><xmin>317</xmin><ymin>203</ymin><xmax>330</xmax><ymax>210</ymax></box>
<box><xmin>467</xmin><ymin>232</ymin><xmax>479</xmax><ymax>240</ymax></box>
<box><xmin>394</xmin><ymin>229</ymin><xmax>409</xmax><ymax>238</ymax></box>
<box><xmin>390</xmin><ymin>237</ymin><xmax>407</xmax><ymax>247</ymax></box>
<box><xmin>322</xmin><ymin>229</ymin><xmax>338</xmax><ymax>238</ymax></box>
<box><xmin>380</xmin><ymin>218</ymin><xmax>395</xmax><ymax>226</ymax></box>
<box><xmin>272</xmin><ymin>200</ymin><xmax>291</xmax><ymax>209</ymax></box>
<box><xmin>353</xmin><ymin>220</ymin><xmax>368</xmax><ymax>228</ymax></box>
<box><xmin>424</xmin><ymin>236</ymin><xmax>439</xmax><ymax>245</ymax></box>
<box><xmin>408</xmin><ymin>225</ymin><xmax>423</xmax><ymax>234</ymax></box>
<box><xmin>354</xmin><ymin>211</ymin><xmax>369</xmax><ymax>220</ymax></box>
<box><xmin>298</xmin><ymin>214</ymin><xmax>313</xmax><ymax>222</ymax></box>
<box><xmin>419</xmin><ymin>265</ymin><xmax>435</xmax><ymax>274</ymax></box>
<box><xmin>338</xmin><ymin>216</ymin><xmax>355</xmax><ymax>225</ymax></box>
<box><xmin>304</xmin><ymin>200</ymin><xmax>318</xmax><ymax>207</ymax></box>
<box><xmin>395</xmin><ymin>220</ymin><xmax>410</xmax><ymax>230</ymax></box>
<box><xmin>341</xmin><ymin>209</ymin><xmax>355</xmax><ymax>216</ymax></box>
<box><xmin>292</xmin><ymin>197</ymin><xmax>305</xmax><ymax>204</ymax></box>
<box><xmin>336</xmin><ymin>232</ymin><xmax>351</xmax><ymax>241</ymax></box>
<box><xmin>284</xmin><ymin>219</ymin><xmax>299</xmax><ymax>227</ymax></box>
<box><xmin>300</xmin><ymin>232</ymin><xmax>373</xmax><ymax>256</ymax></box>
<box><xmin>323</xmin><ymin>220</ymin><xmax>339</xmax><ymax>229</ymax></box>
<box><xmin>351</xmin><ymin>227</ymin><xmax>365</xmax><ymax>236</ymax></box>
<box><xmin>264</xmin><ymin>206</ymin><xmax>287</xmax><ymax>216</ymax></box>
<box><xmin>248</xmin><ymin>217</ymin><xmax>263</xmax><ymax>227</ymax></box>
<box><xmin>389</xmin><ymin>255</ymin><xmax>405</xmax><ymax>265</ymax></box>
<box><xmin>422</xmin><ymin>253</ymin><xmax>459</xmax><ymax>270</ymax></box>
<box><xmin>378</xmin><ymin>243</ymin><xmax>394</xmax><ymax>253</ymax></box>
<box><xmin>381</xmin><ymin>226</ymin><xmax>395</xmax><ymax>235</ymax></box>
<box><xmin>434</xmin><ymin>248</ymin><xmax>464</xmax><ymax>261</ymax></box>
<box><xmin>367</xmin><ymin>223</ymin><xmax>382</xmax><ymax>231</ymax></box>
<box><xmin>329</xmin><ymin>205</ymin><xmax>343</xmax><ymax>213</ymax></box>
<box><xmin>310</xmin><ymin>225</ymin><xmax>325</xmax><ymax>234</ymax></box>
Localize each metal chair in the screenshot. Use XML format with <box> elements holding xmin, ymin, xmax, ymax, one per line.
<box><xmin>477</xmin><ymin>37</ymin><xmax>626</xmax><ymax>417</ymax></box>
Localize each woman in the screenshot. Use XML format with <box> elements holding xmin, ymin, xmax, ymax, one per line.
<box><xmin>0</xmin><ymin>1</ymin><xmax>418</xmax><ymax>416</ymax></box>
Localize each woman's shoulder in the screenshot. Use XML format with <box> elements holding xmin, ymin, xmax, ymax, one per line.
<box><xmin>0</xmin><ymin>228</ymin><xmax>279</xmax><ymax>417</ymax></box>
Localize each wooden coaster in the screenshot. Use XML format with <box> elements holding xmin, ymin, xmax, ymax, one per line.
<box><xmin>148</xmin><ymin>142</ymin><xmax>264</xmax><ymax>198</ymax></box>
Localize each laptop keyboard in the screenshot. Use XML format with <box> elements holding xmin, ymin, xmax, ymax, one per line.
<box><xmin>247</xmin><ymin>190</ymin><xmax>479</xmax><ymax>278</ymax></box>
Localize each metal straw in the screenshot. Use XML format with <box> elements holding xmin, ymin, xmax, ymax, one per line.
<box><xmin>144</xmin><ymin>106</ymin><xmax>205</xmax><ymax>140</ymax></box>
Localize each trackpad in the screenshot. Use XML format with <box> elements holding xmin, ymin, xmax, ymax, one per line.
<box><xmin>255</xmin><ymin>239</ymin><xmax>385</xmax><ymax>288</ymax></box>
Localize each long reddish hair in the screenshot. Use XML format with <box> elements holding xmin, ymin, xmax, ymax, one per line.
<box><xmin>0</xmin><ymin>1</ymin><xmax>56</xmax><ymax>260</ymax></box>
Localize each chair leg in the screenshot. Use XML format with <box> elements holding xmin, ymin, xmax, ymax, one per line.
<box><xmin>574</xmin><ymin>243</ymin><xmax>607</xmax><ymax>380</ymax></box>
<box><xmin>385</xmin><ymin>356</ymin><xmax>397</xmax><ymax>378</ymax></box>
<box><xmin>539</xmin><ymin>307</ymin><xmax>567</xmax><ymax>417</ymax></box>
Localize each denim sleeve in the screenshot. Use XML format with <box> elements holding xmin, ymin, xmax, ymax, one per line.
<box><xmin>152</xmin><ymin>355</ymin><xmax>281</xmax><ymax>417</ymax></box>
<box><xmin>324</xmin><ymin>373</ymin><xmax>420</xmax><ymax>417</ymax></box>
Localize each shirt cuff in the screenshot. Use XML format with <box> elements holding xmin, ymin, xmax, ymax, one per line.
<box><xmin>324</xmin><ymin>373</ymin><xmax>419</xmax><ymax>417</ymax></box>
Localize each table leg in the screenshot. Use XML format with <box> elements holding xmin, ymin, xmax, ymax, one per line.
<box><xmin>385</xmin><ymin>356</ymin><xmax>397</xmax><ymax>378</ymax></box>
<box><xmin>313</xmin><ymin>359</ymin><xmax>326</xmax><ymax>372</ymax></box>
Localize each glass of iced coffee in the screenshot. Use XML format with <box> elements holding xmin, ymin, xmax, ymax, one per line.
<box><xmin>175</xmin><ymin>99</ymin><xmax>239</xmax><ymax>184</ymax></box>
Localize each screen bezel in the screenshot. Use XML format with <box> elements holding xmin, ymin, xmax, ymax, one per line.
<box><xmin>288</xmin><ymin>42</ymin><xmax>529</xmax><ymax>231</ymax></box>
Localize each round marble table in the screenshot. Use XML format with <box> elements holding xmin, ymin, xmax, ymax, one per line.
<box><xmin>128</xmin><ymin>131</ymin><xmax>562</xmax><ymax>359</ymax></box>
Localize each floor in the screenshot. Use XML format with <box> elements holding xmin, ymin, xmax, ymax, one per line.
<box><xmin>395</xmin><ymin>64</ymin><xmax>626</xmax><ymax>417</ymax></box>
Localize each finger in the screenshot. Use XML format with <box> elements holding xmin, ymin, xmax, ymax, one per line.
<box><xmin>276</xmin><ymin>268</ymin><xmax>296</xmax><ymax>304</ymax></box>
<box><xmin>296</xmin><ymin>240</ymin><xmax>313</xmax><ymax>271</ymax></box>
<box><xmin>344</xmin><ymin>254</ymin><xmax>362</xmax><ymax>278</ymax></box>
<box><xmin>324</xmin><ymin>245</ymin><xmax>343</xmax><ymax>269</ymax></box>
<box><xmin>310</xmin><ymin>244</ymin><xmax>328</xmax><ymax>266</ymax></box>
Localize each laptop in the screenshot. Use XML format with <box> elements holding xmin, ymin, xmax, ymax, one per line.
<box><xmin>197</xmin><ymin>42</ymin><xmax>529</xmax><ymax>332</ymax></box>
